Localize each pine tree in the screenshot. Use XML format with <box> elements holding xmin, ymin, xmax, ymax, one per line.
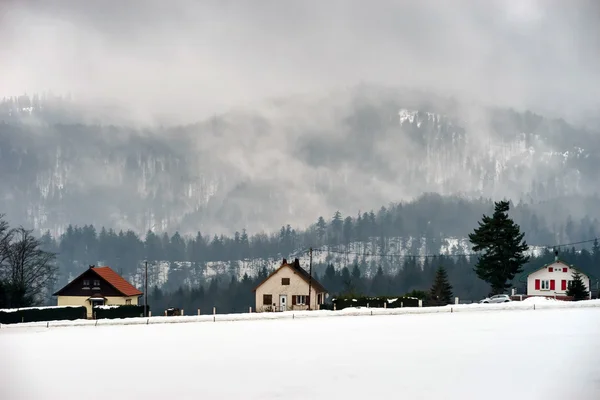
<box><xmin>429</xmin><ymin>266</ymin><xmax>453</xmax><ymax>306</ymax></box>
<box><xmin>567</xmin><ymin>270</ymin><xmax>589</xmax><ymax>301</ymax></box>
<box><xmin>468</xmin><ymin>200</ymin><xmax>530</xmax><ymax>295</ymax></box>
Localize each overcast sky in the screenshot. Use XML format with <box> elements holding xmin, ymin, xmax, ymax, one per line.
<box><xmin>1</xmin><ymin>0</ymin><xmax>599</xmax><ymax>124</ymax></box>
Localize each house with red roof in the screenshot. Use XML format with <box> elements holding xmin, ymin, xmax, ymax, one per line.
<box><xmin>53</xmin><ymin>265</ymin><xmax>143</xmax><ymax>318</ymax></box>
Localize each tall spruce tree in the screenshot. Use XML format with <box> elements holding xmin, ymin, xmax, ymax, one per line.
<box><xmin>429</xmin><ymin>265</ymin><xmax>453</xmax><ymax>306</ymax></box>
<box><xmin>468</xmin><ymin>200</ymin><xmax>529</xmax><ymax>295</ymax></box>
<box><xmin>567</xmin><ymin>270</ymin><xmax>589</xmax><ymax>301</ymax></box>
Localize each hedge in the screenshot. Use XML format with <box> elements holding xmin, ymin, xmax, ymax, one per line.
<box><xmin>93</xmin><ymin>305</ymin><xmax>149</xmax><ymax>320</ymax></box>
<box><xmin>0</xmin><ymin>306</ymin><xmax>87</xmax><ymax>325</ymax></box>
<box><xmin>322</xmin><ymin>296</ymin><xmax>421</xmax><ymax>311</ymax></box>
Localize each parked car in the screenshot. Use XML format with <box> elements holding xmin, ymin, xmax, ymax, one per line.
<box><xmin>479</xmin><ymin>294</ymin><xmax>511</xmax><ymax>304</ymax></box>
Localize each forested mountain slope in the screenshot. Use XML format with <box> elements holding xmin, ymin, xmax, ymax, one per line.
<box><xmin>2</xmin><ymin>85</ymin><xmax>600</xmax><ymax>238</ymax></box>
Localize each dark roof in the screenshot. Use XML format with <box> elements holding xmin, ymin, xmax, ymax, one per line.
<box><xmin>253</xmin><ymin>258</ymin><xmax>327</xmax><ymax>293</ymax></box>
<box><xmin>53</xmin><ymin>266</ymin><xmax>143</xmax><ymax>297</ymax></box>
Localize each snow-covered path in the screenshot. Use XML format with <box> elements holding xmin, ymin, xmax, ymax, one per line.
<box><xmin>2</xmin><ymin>307</ymin><xmax>600</xmax><ymax>399</ymax></box>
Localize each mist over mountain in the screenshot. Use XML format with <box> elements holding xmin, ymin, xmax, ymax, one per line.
<box><xmin>2</xmin><ymin>86</ymin><xmax>600</xmax><ymax>238</ymax></box>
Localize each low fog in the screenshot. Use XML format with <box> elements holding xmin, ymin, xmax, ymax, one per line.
<box><xmin>0</xmin><ymin>0</ymin><xmax>599</xmax><ymax>236</ymax></box>
<box><xmin>1</xmin><ymin>0</ymin><xmax>599</xmax><ymax>125</ymax></box>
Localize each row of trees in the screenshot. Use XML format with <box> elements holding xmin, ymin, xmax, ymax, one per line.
<box><xmin>0</xmin><ymin>214</ymin><xmax>57</xmax><ymax>308</ymax></box>
<box><xmin>45</xmin><ymin>194</ymin><xmax>600</xmax><ymax>286</ymax></box>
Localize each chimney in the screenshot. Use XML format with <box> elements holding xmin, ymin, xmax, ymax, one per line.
<box><xmin>554</xmin><ymin>250</ymin><xmax>559</xmax><ymax>262</ymax></box>
<box><xmin>282</xmin><ymin>258</ymin><xmax>287</xmax><ymax>265</ymax></box>
<box><xmin>294</xmin><ymin>258</ymin><xmax>300</xmax><ymax>268</ymax></box>
<box><xmin>89</xmin><ymin>265</ymin><xmax>95</xmax><ymax>269</ymax></box>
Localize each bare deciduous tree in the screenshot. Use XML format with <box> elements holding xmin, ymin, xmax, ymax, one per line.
<box><xmin>0</xmin><ymin>214</ymin><xmax>58</xmax><ymax>308</ymax></box>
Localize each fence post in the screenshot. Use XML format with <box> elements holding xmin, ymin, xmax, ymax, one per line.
<box><xmin>418</xmin><ymin>299</ymin><xmax>423</xmax><ymax>308</ymax></box>
<box><xmin>213</xmin><ymin>307</ymin><xmax>216</xmax><ymax>315</ymax></box>
<box><xmin>148</xmin><ymin>311</ymin><xmax>152</xmax><ymax>317</ymax></box>
<box><xmin>249</xmin><ymin>306</ymin><xmax>252</xmax><ymax>313</ymax></box>
<box><xmin>164</xmin><ymin>310</ymin><xmax>167</xmax><ymax>316</ymax></box>
<box><xmin>181</xmin><ymin>309</ymin><xmax>184</xmax><ymax>316</ymax></box>
<box><xmin>519</xmin><ymin>295</ymin><xmax>523</xmax><ymax>301</ymax></box>
<box><xmin>198</xmin><ymin>308</ymin><xmax>201</xmax><ymax>316</ymax></box>
<box><xmin>384</xmin><ymin>302</ymin><xmax>387</xmax><ymax>309</ymax></box>
<box><xmin>401</xmin><ymin>302</ymin><xmax>403</xmax><ymax>308</ymax></box>
<box><xmin>455</xmin><ymin>297</ymin><xmax>459</xmax><ymax>305</ymax></box>
<box><xmin>333</xmin><ymin>303</ymin><xmax>337</xmax><ymax>311</ymax></box>
<box><xmin>367</xmin><ymin>303</ymin><xmax>369</xmax><ymax>308</ymax></box>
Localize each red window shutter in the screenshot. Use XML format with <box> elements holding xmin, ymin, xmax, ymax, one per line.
<box><xmin>535</xmin><ymin>279</ymin><xmax>540</xmax><ymax>290</ymax></box>
<box><xmin>550</xmin><ymin>280</ymin><xmax>555</xmax><ymax>290</ymax></box>
<box><xmin>561</xmin><ymin>280</ymin><xmax>567</xmax><ymax>291</ymax></box>
<box><xmin>563</xmin><ymin>267</ymin><xmax>568</xmax><ymax>273</ymax></box>
<box><xmin>291</xmin><ymin>295</ymin><xmax>296</xmax><ymax>305</ymax></box>
<box><xmin>548</xmin><ymin>267</ymin><xmax>553</xmax><ymax>272</ymax></box>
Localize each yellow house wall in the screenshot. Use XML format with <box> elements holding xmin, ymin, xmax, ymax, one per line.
<box><xmin>255</xmin><ymin>265</ymin><xmax>324</xmax><ymax>312</ymax></box>
<box><xmin>57</xmin><ymin>295</ymin><xmax>139</xmax><ymax>318</ymax></box>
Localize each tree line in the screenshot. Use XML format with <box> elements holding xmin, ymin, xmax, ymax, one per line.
<box><xmin>46</xmin><ymin>193</ymin><xmax>600</xmax><ymax>283</ymax></box>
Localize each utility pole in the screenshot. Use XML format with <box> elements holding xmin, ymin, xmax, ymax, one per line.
<box><xmin>144</xmin><ymin>260</ymin><xmax>148</xmax><ymax>317</ymax></box>
<box><xmin>307</xmin><ymin>247</ymin><xmax>313</xmax><ymax>311</ymax></box>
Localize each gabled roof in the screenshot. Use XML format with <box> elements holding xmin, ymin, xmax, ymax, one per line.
<box><xmin>526</xmin><ymin>259</ymin><xmax>591</xmax><ymax>278</ymax></box>
<box><xmin>53</xmin><ymin>266</ymin><xmax>143</xmax><ymax>297</ymax></box>
<box><xmin>253</xmin><ymin>258</ymin><xmax>327</xmax><ymax>293</ymax></box>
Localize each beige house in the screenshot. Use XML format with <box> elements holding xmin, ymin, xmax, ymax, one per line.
<box><xmin>253</xmin><ymin>258</ymin><xmax>327</xmax><ymax>312</ymax></box>
<box><xmin>53</xmin><ymin>265</ymin><xmax>142</xmax><ymax>318</ymax></box>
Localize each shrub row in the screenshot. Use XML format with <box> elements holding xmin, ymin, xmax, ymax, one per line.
<box><xmin>321</xmin><ymin>296</ymin><xmax>421</xmax><ymax>311</ymax></box>
<box><xmin>93</xmin><ymin>305</ymin><xmax>150</xmax><ymax>320</ymax></box>
<box><xmin>0</xmin><ymin>306</ymin><xmax>87</xmax><ymax>324</ymax></box>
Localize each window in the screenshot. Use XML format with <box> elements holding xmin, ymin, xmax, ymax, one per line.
<box><xmin>83</xmin><ymin>280</ymin><xmax>90</xmax><ymax>286</ymax></box>
<box><xmin>563</xmin><ymin>267</ymin><xmax>568</xmax><ymax>273</ymax></box>
<box><xmin>317</xmin><ymin>293</ymin><xmax>322</xmax><ymax>304</ymax></box>
<box><xmin>263</xmin><ymin>294</ymin><xmax>272</xmax><ymax>305</ymax></box>
<box><xmin>295</xmin><ymin>295</ymin><xmax>306</xmax><ymax>305</ymax></box>
<box><xmin>281</xmin><ymin>278</ymin><xmax>290</xmax><ymax>285</ymax></box>
<box><xmin>548</xmin><ymin>267</ymin><xmax>553</xmax><ymax>272</ymax></box>
<box><xmin>126</xmin><ymin>299</ymin><xmax>132</xmax><ymax>305</ymax></box>
<box><xmin>93</xmin><ymin>280</ymin><xmax>100</xmax><ymax>287</ymax></box>
<box><xmin>540</xmin><ymin>280</ymin><xmax>550</xmax><ymax>290</ymax></box>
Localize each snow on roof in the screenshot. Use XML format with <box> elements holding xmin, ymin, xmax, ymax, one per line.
<box><xmin>0</xmin><ymin>305</ymin><xmax>84</xmax><ymax>313</ymax></box>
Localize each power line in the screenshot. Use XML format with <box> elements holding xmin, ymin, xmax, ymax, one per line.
<box><xmin>305</xmin><ymin>237</ymin><xmax>600</xmax><ymax>260</ymax></box>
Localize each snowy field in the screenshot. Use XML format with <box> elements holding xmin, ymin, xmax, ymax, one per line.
<box><xmin>2</xmin><ymin>305</ymin><xmax>600</xmax><ymax>399</ymax></box>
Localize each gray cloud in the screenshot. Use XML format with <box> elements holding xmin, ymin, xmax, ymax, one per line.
<box><xmin>1</xmin><ymin>0</ymin><xmax>599</xmax><ymax>125</ymax></box>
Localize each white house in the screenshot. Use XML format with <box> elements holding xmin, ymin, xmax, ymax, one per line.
<box><xmin>253</xmin><ymin>258</ymin><xmax>328</xmax><ymax>312</ymax></box>
<box><xmin>527</xmin><ymin>257</ymin><xmax>591</xmax><ymax>299</ymax></box>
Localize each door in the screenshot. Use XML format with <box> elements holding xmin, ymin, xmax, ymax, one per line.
<box><xmin>279</xmin><ymin>294</ymin><xmax>287</xmax><ymax>312</ymax></box>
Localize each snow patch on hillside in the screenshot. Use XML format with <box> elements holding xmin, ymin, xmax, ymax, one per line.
<box><xmin>127</xmin><ymin>236</ymin><xmax>547</xmax><ymax>290</ymax></box>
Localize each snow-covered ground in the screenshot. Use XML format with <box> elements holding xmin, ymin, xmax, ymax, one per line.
<box><xmin>1</xmin><ymin>304</ymin><xmax>600</xmax><ymax>399</ymax></box>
